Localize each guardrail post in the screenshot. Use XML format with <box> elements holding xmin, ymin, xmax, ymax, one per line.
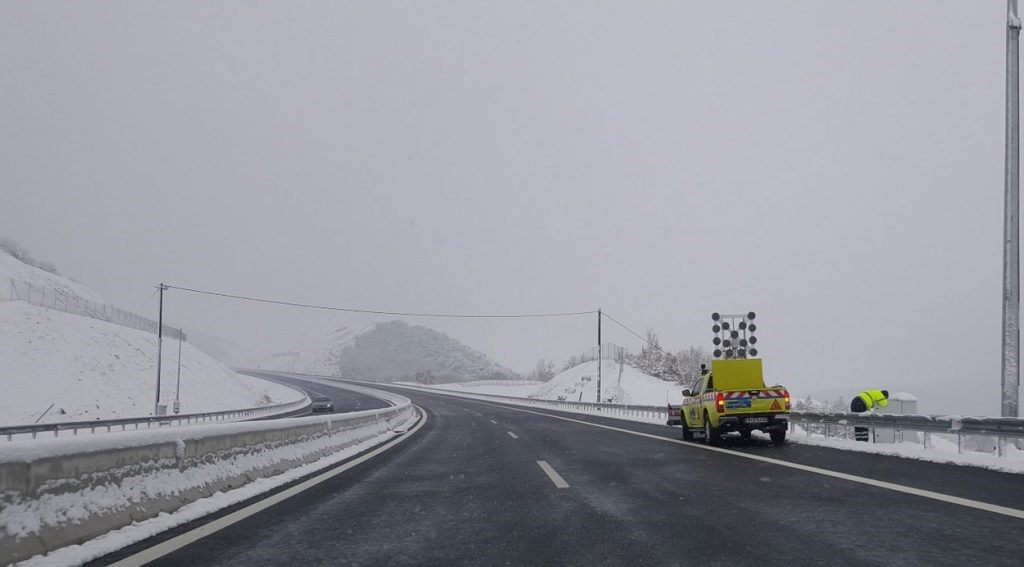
<box><xmin>957</xmin><ymin>433</ymin><xmax>963</xmax><ymax>454</ymax></box>
<box><xmin>998</xmin><ymin>436</ymin><xmax>1008</xmax><ymax>457</ymax></box>
<box><xmin>923</xmin><ymin>432</ymin><xmax>931</xmax><ymax>449</ymax></box>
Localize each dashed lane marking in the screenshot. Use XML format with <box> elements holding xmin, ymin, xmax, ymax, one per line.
<box><xmin>466</xmin><ymin>400</ymin><xmax>1024</xmax><ymax>520</ymax></box>
<box><xmin>537</xmin><ymin>460</ymin><xmax>569</xmax><ymax>488</ymax></box>
<box><xmin>507</xmin><ymin>431</ymin><xmax>519</xmax><ymax>439</ymax></box>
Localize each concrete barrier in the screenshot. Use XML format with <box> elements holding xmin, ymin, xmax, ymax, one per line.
<box><xmin>0</xmin><ymin>398</ymin><xmax>416</xmax><ymax>566</ymax></box>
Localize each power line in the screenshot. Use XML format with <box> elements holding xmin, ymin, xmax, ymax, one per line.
<box><xmin>601</xmin><ymin>311</ymin><xmax>668</xmax><ymax>353</ymax></box>
<box><xmin>164</xmin><ymin>285</ymin><xmax>598</xmax><ymax>319</ymax></box>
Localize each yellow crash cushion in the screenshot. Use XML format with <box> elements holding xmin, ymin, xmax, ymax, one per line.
<box><xmin>710</xmin><ymin>358</ymin><xmax>765</xmax><ymax>390</ymax></box>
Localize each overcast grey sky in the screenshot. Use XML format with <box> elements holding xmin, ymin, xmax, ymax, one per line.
<box><xmin>0</xmin><ymin>1</ymin><xmax>1013</xmax><ymax>414</ymax></box>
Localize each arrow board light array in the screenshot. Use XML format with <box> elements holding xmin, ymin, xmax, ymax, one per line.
<box><xmin>711</xmin><ymin>311</ymin><xmax>759</xmax><ymax>359</ymax></box>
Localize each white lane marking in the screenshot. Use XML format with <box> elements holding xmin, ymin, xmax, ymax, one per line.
<box><xmin>109</xmin><ymin>407</ymin><xmax>429</xmax><ymax>566</ymax></box>
<box><xmin>490</xmin><ymin>419</ymin><xmax>498</xmax><ymax>424</ymax></box>
<box><xmin>537</xmin><ymin>460</ymin><xmax>569</xmax><ymax>488</ymax></box>
<box><xmin>507</xmin><ymin>431</ymin><xmax>519</xmax><ymax>439</ymax></box>
<box><xmin>469</xmin><ymin>401</ymin><xmax>1024</xmax><ymax>520</ymax></box>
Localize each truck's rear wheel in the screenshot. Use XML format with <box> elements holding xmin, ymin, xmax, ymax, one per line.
<box><xmin>770</xmin><ymin>429</ymin><xmax>786</xmax><ymax>444</ymax></box>
<box><xmin>681</xmin><ymin>419</ymin><xmax>694</xmax><ymax>441</ymax></box>
<box><xmin>703</xmin><ymin>412</ymin><xmax>720</xmax><ymax>446</ymax></box>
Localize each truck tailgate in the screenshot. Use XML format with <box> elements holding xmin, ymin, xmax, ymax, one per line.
<box><xmin>723</xmin><ymin>389</ymin><xmax>788</xmax><ymax>414</ymax></box>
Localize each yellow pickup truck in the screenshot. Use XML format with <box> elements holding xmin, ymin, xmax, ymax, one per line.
<box><xmin>680</xmin><ymin>358</ymin><xmax>790</xmax><ymax>444</ymax></box>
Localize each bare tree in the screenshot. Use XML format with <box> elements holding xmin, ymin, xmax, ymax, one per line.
<box><xmin>674</xmin><ymin>345</ymin><xmax>710</xmax><ymax>385</ymax></box>
<box><xmin>528</xmin><ymin>358</ymin><xmax>556</xmax><ymax>382</ymax></box>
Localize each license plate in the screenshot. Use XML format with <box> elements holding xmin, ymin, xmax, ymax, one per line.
<box><xmin>746</xmin><ymin>417</ymin><xmax>768</xmax><ymax>423</ymax></box>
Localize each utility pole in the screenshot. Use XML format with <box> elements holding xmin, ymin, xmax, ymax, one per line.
<box><xmin>596</xmin><ymin>308</ymin><xmax>602</xmax><ymax>403</ymax></box>
<box><xmin>1003</xmin><ymin>0</ymin><xmax>1021</xmax><ymax>418</ymax></box>
<box><xmin>154</xmin><ymin>283</ymin><xmax>168</xmax><ymax>416</ymax></box>
<box><xmin>175</xmin><ymin>328</ymin><xmax>183</xmax><ymax>414</ymax></box>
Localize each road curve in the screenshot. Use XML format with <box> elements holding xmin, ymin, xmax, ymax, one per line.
<box><xmin>241</xmin><ymin>370</ymin><xmax>392</xmax><ymax>417</ymax></box>
<box><xmin>95</xmin><ymin>379</ymin><xmax>1024</xmax><ymax>567</ymax></box>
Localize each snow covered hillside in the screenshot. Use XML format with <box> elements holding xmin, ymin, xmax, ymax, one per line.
<box><xmin>430</xmin><ymin>359</ymin><xmax>685</xmax><ymax>405</ymax></box>
<box><xmin>0</xmin><ymin>248</ymin><xmax>103</xmax><ymax>303</ymax></box>
<box><xmin>260</xmin><ymin>321</ymin><xmax>519</xmax><ymax>383</ymax></box>
<box><xmin>0</xmin><ymin>250</ymin><xmax>301</xmax><ymax>425</ymax></box>
<box><xmin>258</xmin><ymin>326</ymin><xmax>366</xmax><ymax>375</ymax></box>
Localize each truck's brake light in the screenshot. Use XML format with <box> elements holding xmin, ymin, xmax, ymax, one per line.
<box><xmin>783</xmin><ymin>389</ymin><xmax>791</xmax><ymax>410</ymax></box>
<box><xmin>716</xmin><ymin>392</ymin><xmax>725</xmax><ymax>414</ymax></box>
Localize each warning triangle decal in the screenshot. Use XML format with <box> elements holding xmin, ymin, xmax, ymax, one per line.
<box><xmin>770</xmin><ymin>400</ymin><xmax>782</xmax><ymax>411</ymax></box>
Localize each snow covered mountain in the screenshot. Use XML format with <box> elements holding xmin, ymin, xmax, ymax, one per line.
<box><xmin>259</xmin><ymin>320</ymin><xmax>519</xmax><ymax>383</ymax></box>
<box><xmin>258</xmin><ymin>325</ymin><xmax>366</xmax><ymax>375</ymax></box>
<box><xmin>0</xmin><ymin>248</ymin><xmax>301</xmax><ymax>425</ymax></box>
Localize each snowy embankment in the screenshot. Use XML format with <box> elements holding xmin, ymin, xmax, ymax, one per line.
<box><xmin>428</xmin><ymin>359</ymin><xmax>685</xmax><ymax>406</ymax></box>
<box><xmin>0</xmin><ymin>250</ymin><xmax>301</xmax><ymax>426</ymax></box>
<box><xmin>0</xmin><ymin>303</ymin><xmax>302</xmax><ymax>426</ymax></box>
<box><xmin>0</xmin><ymin>250</ymin><xmax>103</xmax><ymax>303</ymax></box>
<box><xmin>772</xmin><ymin>427</ymin><xmax>1024</xmax><ymax>473</ymax></box>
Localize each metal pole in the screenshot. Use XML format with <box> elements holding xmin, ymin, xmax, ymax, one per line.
<box><xmin>1003</xmin><ymin>0</ymin><xmax>1021</xmax><ymax>418</ymax></box>
<box><xmin>175</xmin><ymin>328</ymin><xmax>183</xmax><ymax>410</ymax></box>
<box><xmin>597</xmin><ymin>308</ymin><xmax>602</xmax><ymax>403</ymax></box>
<box><xmin>154</xmin><ymin>283</ymin><xmax>167</xmax><ymax>415</ymax></box>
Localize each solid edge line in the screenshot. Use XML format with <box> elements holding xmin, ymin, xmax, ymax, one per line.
<box><xmin>466</xmin><ymin>400</ymin><xmax>1024</xmax><ymax>520</ymax></box>
<box><xmin>537</xmin><ymin>460</ymin><xmax>570</xmax><ymax>488</ymax></box>
<box><xmin>108</xmin><ymin>406</ymin><xmax>428</xmax><ymax>566</ymax></box>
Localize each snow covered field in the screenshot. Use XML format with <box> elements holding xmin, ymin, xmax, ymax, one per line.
<box><xmin>0</xmin><ymin>250</ymin><xmax>301</xmax><ymax>426</ymax></box>
<box><xmin>428</xmin><ymin>359</ymin><xmax>685</xmax><ymax>405</ymax></box>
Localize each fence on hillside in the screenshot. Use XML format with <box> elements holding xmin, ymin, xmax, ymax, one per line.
<box><xmin>3</xmin><ymin>278</ymin><xmax>185</xmax><ymax>341</ymax></box>
<box><xmin>573</xmin><ymin>343</ymin><xmax>629</xmax><ymax>364</ymax></box>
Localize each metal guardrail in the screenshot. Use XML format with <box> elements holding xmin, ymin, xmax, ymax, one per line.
<box><xmin>399</xmin><ymin>383</ymin><xmax>1024</xmax><ymax>458</ymax></box>
<box><xmin>789</xmin><ymin>411</ymin><xmax>1024</xmax><ymax>457</ymax></box>
<box><xmin>394</xmin><ymin>383</ymin><xmax>669</xmax><ymax>421</ymax></box>
<box><xmin>1</xmin><ymin>395</ymin><xmax>311</xmax><ymax>441</ymax></box>
<box><xmin>0</xmin><ymin>387</ymin><xmax>417</xmax><ymax>564</ymax></box>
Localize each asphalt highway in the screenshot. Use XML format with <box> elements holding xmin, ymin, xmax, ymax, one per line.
<box><xmin>101</xmin><ymin>374</ymin><xmax>1024</xmax><ymax>567</ymax></box>
<box><xmin>239</xmin><ymin>370</ymin><xmax>392</xmax><ymax>417</ymax></box>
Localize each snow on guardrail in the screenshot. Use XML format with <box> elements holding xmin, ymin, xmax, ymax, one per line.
<box><xmin>0</xmin><ymin>384</ymin><xmax>417</xmax><ymax>565</ymax></box>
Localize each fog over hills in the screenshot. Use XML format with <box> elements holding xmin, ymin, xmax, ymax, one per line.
<box><xmin>259</xmin><ymin>320</ymin><xmax>519</xmax><ymax>383</ymax></box>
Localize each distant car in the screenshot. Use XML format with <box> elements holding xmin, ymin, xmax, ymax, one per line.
<box><xmin>311</xmin><ymin>396</ymin><xmax>334</xmax><ymax>413</ymax></box>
